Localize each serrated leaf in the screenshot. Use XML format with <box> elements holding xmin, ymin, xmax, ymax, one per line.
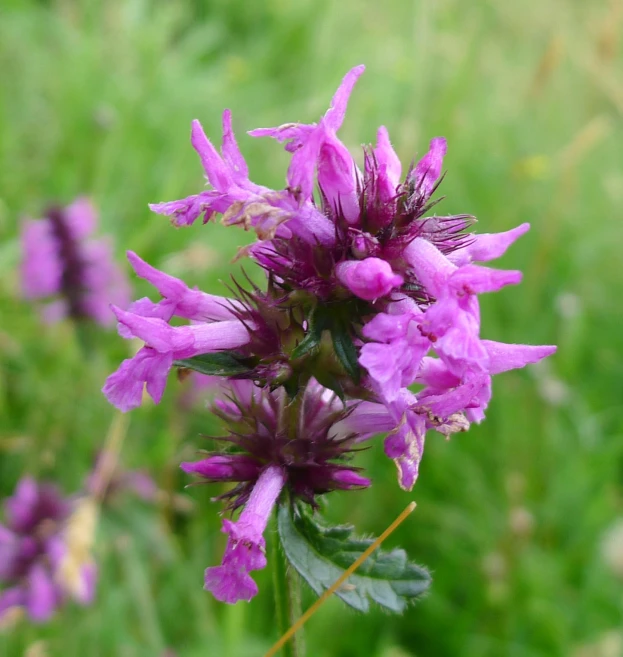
<box><xmin>174</xmin><ymin>352</ymin><xmax>251</xmax><ymax>377</ymax></box>
<box><xmin>330</xmin><ymin>323</ymin><xmax>361</xmax><ymax>384</ymax></box>
<box><xmin>277</xmin><ymin>504</ymin><xmax>431</xmax><ymax>613</ymax></box>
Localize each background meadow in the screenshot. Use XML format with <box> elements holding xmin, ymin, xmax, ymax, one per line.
<box><xmin>1</xmin><ymin>0</ymin><xmax>622</xmax><ymax>655</ymax></box>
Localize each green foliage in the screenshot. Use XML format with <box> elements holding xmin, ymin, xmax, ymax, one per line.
<box><xmin>174</xmin><ymin>352</ymin><xmax>251</xmax><ymax>377</ymax></box>
<box><xmin>278</xmin><ymin>504</ymin><xmax>431</xmax><ymax>613</ymax></box>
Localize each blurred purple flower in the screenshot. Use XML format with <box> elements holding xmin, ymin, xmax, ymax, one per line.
<box><xmin>85</xmin><ymin>451</ymin><xmax>157</xmax><ymax>504</ymax></box>
<box><xmin>20</xmin><ymin>198</ymin><xmax>130</xmax><ymax>326</ymax></box>
<box><xmin>0</xmin><ymin>478</ymin><xmax>95</xmax><ymax>624</ymax></box>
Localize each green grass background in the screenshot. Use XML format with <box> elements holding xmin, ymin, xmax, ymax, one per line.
<box><xmin>1</xmin><ymin>0</ymin><xmax>622</xmax><ymax>655</ymax></box>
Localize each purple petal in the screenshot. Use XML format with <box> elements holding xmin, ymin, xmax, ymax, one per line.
<box><xmin>204</xmin><ymin>550</ymin><xmax>261</xmax><ymax>604</ymax></box>
<box><xmin>20</xmin><ymin>219</ymin><xmax>63</xmax><ymax>299</ymax></box>
<box><xmin>415</xmin><ymin>357</ymin><xmax>461</xmax><ymax>390</ymax></box>
<box><xmin>450</xmin><ymin>264</ymin><xmax>522</xmax><ymax>294</ymax></box>
<box><xmin>221</xmin><ymin>109</ymin><xmax>249</xmax><ymax>181</ymax></box>
<box><xmin>248</xmin><ymin>123</ymin><xmax>317</xmax><ymax>152</ymax></box>
<box><xmin>323</xmin><ymin>65</ymin><xmax>365</xmax><ymax>132</ymax></box>
<box><xmin>181</xmin><ymin>455</ymin><xmax>260</xmax><ymax>482</ymax></box>
<box><xmin>403</xmin><ymin>237</ymin><xmax>457</xmax><ymax>297</ymax></box>
<box><xmin>26</xmin><ymin>564</ymin><xmax>58</xmax><ymax>622</ymax></box>
<box><xmin>112</xmin><ymin>308</ymin><xmax>194</xmax><ymax>352</ymax></box>
<box><xmin>421</xmin><ymin>375</ymin><xmax>490</xmax><ymax>418</ymax></box>
<box><xmin>450</xmin><ymin>223</ymin><xmax>531</xmax><ymax>265</ymax></box>
<box><xmin>383</xmin><ymin>406</ymin><xmax>426</xmax><ymax>491</ymax></box>
<box><xmin>333</xmin><ymin>401</ymin><xmax>395</xmax><ymax>439</ymax></box>
<box><xmin>191</xmin><ymin>120</ymin><xmax>234</xmax><ymax>191</ymax></box>
<box><xmin>332</xmin><ymin>470</ymin><xmax>371</xmax><ymax>489</ymax></box>
<box><xmin>336</xmin><ymin>258</ymin><xmax>403</xmax><ymax>301</ymax></box>
<box><xmin>369</xmin><ymin>125</ymin><xmax>402</xmax><ymax>204</ymax></box>
<box><xmin>0</xmin><ymin>587</ymin><xmax>25</xmax><ymax>620</ymax></box>
<box><xmin>203</xmin><ymin>466</ymin><xmax>285</xmax><ymax>604</ymax></box>
<box><xmin>362</xmin><ymin>309</ymin><xmax>421</xmax><ymax>342</ymax></box>
<box><xmin>286</xmin><ymin>121</ymin><xmax>326</xmax><ymax>201</ymax></box>
<box><xmin>64</xmin><ymin>197</ymin><xmax>97</xmax><ymax>240</ymax></box>
<box><xmin>112</xmin><ymin>307</ymin><xmax>252</xmax><ymax>356</ymax></box>
<box><xmin>126</xmin><ymin>251</ymin><xmax>240</xmax><ymax>321</ymax></box>
<box><xmin>412</xmin><ymin>137</ymin><xmax>447</xmax><ymax>200</ymax></box>
<box><xmin>317</xmin><ymin>134</ymin><xmax>361</xmax><ymax>223</ymax></box>
<box><xmin>149</xmin><ymin>192</ymin><xmax>221</xmax><ymax>226</ymax></box>
<box><xmin>359</xmin><ymin>342</ymin><xmax>408</xmax><ymax>401</ymax></box>
<box><xmin>482</xmin><ymin>340</ymin><xmax>557</xmax><ymax>374</ymax></box>
<box><xmin>4</xmin><ymin>477</ymin><xmax>39</xmax><ymax>533</ymax></box>
<box><xmin>0</xmin><ymin>525</ymin><xmax>18</xmax><ymax>580</ymax></box>
<box><xmin>102</xmin><ymin>347</ymin><xmax>173</xmax><ymax>412</ymax></box>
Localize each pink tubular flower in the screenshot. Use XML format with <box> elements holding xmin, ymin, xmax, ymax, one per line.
<box><xmin>20</xmin><ymin>198</ymin><xmax>130</xmax><ymax>326</ymax></box>
<box><xmin>150</xmin><ymin>112</ymin><xmax>336</xmax><ymax>247</ymax></box>
<box><xmin>250</xmin><ymin>65</ymin><xmax>365</xmax><ymax>204</ymax></box>
<box><xmin>204</xmin><ymin>465</ymin><xmax>285</xmax><ymax>603</ymax></box>
<box><xmin>336</xmin><ymin>258</ymin><xmax>403</xmax><ymax>301</ymax></box>
<box><xmin>123</xmin><ymin>250</ymin><xmax>243</xmax><ymax>324</ymax></box>
<box><xmin>103</xmin><ymin>309</ymin><xmax>252</xmax><ymax>412</ymax></box>
<box><xmin>359</xmin><ymin>309</ymin><xmax>430</xmax><ymax>401</ymax></box>
<box><xmin>403</xmin><ymin>237</ymin><xmax>523</xmax><ymax>378</ymax></box>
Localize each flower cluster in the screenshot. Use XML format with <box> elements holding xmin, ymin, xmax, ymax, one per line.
<box><xmin>0</xmin><ymin>477</ymin><xmax>96</xmax><ymax>624</ymax></box>
<box><xmin>104</xmin><ymin>65</ymin><xmax>556</xmax><ymax>603</ymax></box>
<box><xmin>20</xmin><ymin>197</ymin><xmax>130</xmax><ymax>326</ymax></box>
<box><xmin>181</xmin><ymin>378</ymin><xmax>372</xmax><ymax>602</ymax></box>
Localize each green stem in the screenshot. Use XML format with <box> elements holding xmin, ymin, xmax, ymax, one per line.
<box><xmin>271</xmin><ymin>521</ymin><xmax>305</xmax><ymax>657</ymax></box>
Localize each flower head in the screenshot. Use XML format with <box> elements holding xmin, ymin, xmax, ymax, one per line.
<box><xmin>20</xmin><ymin>198</ymin><xmax>130</xmax><ymax>325</ymax></box>
<box><xmin>181</xmin><ymin>379</ymin><xmax>370</xmax><ymax>602</ymax></box>
<box><xmin>182</xmin><ymin>379</ymin><xmax>370</xmax><ymax>510</ymax></box>
<box><xmin>108</xmin><ymin>66</ymin><xmax>556</xmax><ymax>501</ymax></box>
<box><xmin>0</xmin><ymin>478</ymin><xmax>96</xmax><ymax>624</ymax></box>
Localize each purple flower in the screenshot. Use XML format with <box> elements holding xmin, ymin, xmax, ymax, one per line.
<box><xmin>336</xmin><ymin>258</ymin><xmax>403</xmax><ymax>302</ymax></box>
<box><xmin>181</xmin><ymin>379</ymin><xmax>371</xmax><ymax>602</ymax></box>
<box><xmin>121</xmin><ymin>251</ymin><xmax>243</xmax><ymax>326</ymax></box>
<box><xmin>103</xmin><ymin>309</ymin><xmax>252</xmax><ymax>412</ymax></box>
<box><xmin>181</xmin><ymin>379</ymin><xmax>370</xmax><ymax>511</ymax></box>
<box><xmin>86</xmin><ymin>451</ymin><xmax>158</xmax><ymax>503</ymax></box>
<box><xmin>103</xmin><ymin>250</ymin><xmax>257</xmax><ymax>412</ymax></box>
<box><xmin>150</xmin><ymin>113</ymin><xmax>335</xmax><ymax>247</ymax></box>
<box><xmin>359</xmin><ymin>306</ymin><xmax>430</xmax><ymax>402</ymax></box>
<box><xmin>204</xmin><ymin>465</ymin><xmax>285</xmax><ymax>603</ymax></box>
<box><xmin>0</xmin><ymin>478</ymin><xmax>95</xmax><ymax>624</ymax></box>
<box><xmin>108</xmin><ymin>64</ymin><xmax>557</xmax><ymax>499</ymax></box>
<box><xmin>20</xmin><ymin>198</ymin><xmax>130</xmax><ymax>326</ymax></box>
<box><xmin>250</xmin><ymin>65</ymin><xmax>365</xmax><ymax>203</ymax></box>
<box><xmin>352</xmin><ymin>335</ymin><xmax>555</xmax><ymax>489</ymax></box>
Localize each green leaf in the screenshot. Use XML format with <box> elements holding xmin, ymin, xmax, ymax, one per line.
<box><xmin>174</xmin><ymin>352</ymin><xmax>251</xmax><ymax>377</ymax></box>
<box><xmin>277</xmin><ymin>504</ymin><xmax>431</xmax><ymax>613</ymax></box>
<box><xmin>290</xmin><ymin>306</ymin><xmax>329</xmax><ymax>360</ymax></box>
<box><xmin>330</xmin><ymin>322</ymin><xmax>361</xmax><ymax>384</ymax></box>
